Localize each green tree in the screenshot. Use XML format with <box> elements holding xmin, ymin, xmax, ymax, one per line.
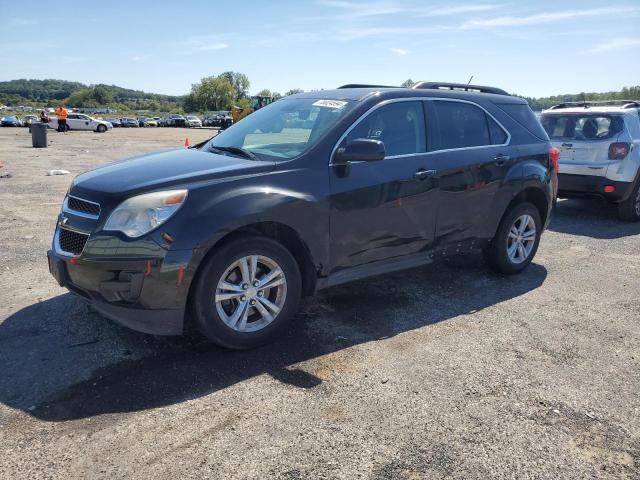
<box><xmin>401</xmin><ymin>79</ymin><xmax>415</xmax><ymax>88</ymax></box>
<box><xmin>219</xmin><ymin>71</ymin><xmax>250</xmax><ymax>101</ymax></box>
<box><xmin>256</xmin><ymin>89</ymin><xmax>272</xmax><ymax>97</ymax></box>
<box><xmin>183</xmin><ymin>93</ymin><xmax>198</xmax><ymax>112</ymax></box>
<box><xmin>190</xmin><ymin>76</ymin><xmax>235</xmax><ymax>111</ymax></box>
<box><xmin>235</xmin><ymin>97</ymin><xmax>251</xmax><ymax>109</ymax></box>
<box><xmin>92</xmin><ymin>86</ymin><xmax>114</xmax><ymax>105</ymax></box>
<box><xmin>272</xmin><ymin>92</ymin><xmax>282</xmax><ymax>100</ymax></box>
<box><xmin>284</xmin><ymin>88</ymin><xmax>304</xmax><ymax>96</ymax></box>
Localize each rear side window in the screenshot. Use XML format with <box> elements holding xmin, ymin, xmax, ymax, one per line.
<box><xmin>540</xmin><ymin>114</ymin><xmax>624</xmax><ymax>141</ymax></box>
<box><xmin>497</xmin><ymin>103</ymin><xmax>548</xmax><ymax>140</ymax></box>
<box><xmin>433</xmin><ymin>101</ymin><xmax>491</xmax><ymax>149</ymax></box>
<box><xmin>488</xmin><ymin>116</ymin><xmax>508</xmax><ymax>145</ymax></box>
<box><xmin>346</xmin><ymin>101</ymin><xmax>426</xmax><ymax>156</ymax></box>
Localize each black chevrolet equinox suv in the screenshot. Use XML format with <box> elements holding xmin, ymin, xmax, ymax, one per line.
<box><xmin>48</xmin><ymin>82</ymin><xmax>557</xmax><ymax>349</ymax></box>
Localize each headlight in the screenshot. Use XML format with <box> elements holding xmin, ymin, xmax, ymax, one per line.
<box><xmin>104</xmin><ymin>189</ymin><xmax>188</xmax><ymax>238</ymax></box>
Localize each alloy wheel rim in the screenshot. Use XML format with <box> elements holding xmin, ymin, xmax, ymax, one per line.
<box><xmin>506</xmin><ymin>214</ymin><xmax>536</xmax><ymax>264</ymax></box>
<box><xmin>215</xmin><ymin>255</ymin><xmax>287</xmax><ymax>333</ymax></box>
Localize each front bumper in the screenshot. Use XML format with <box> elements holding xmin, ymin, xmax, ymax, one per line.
<box><xmin>47</xmin><ymin>233</ymin><xmax>190</xmax><ymax>336</ymax></box>
<box><xmin>558</xmin><ymin>173</ymin><xmax>634</xmax><ymax>203</ymax></box>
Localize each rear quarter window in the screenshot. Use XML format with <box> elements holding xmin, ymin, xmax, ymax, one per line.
<box><xmin>496</xmin><ymin>103</ymin><xmax>548</xmax><ymax>140</ymax></box>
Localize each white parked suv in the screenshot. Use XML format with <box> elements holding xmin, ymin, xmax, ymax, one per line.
<box><xmin>540</xmin><ymin>101</ymin><xmax>640</xmax><ymax>221</ymax></box>
<box><xmin>186</xmin><ymin>115</ymin><xmax>202</xmax><ymax>128</ymax></box>
<box><xmin>49</xmin><ymin>113</ymin><xmax>113</xmax><ymax>133</ymax></box>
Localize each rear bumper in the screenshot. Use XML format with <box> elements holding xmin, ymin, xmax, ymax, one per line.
<box><xmin>557</xmin><ymin>173</ymin><xmax>634</xmax><ymax>202</ymax></box>
<box><xmin>47</xmin><ymin>247</ymin><xmax>186</xmax><ymax>336</ymax></box>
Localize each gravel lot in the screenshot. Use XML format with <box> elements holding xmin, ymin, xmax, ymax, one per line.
<box><xmin>0</xmin><ymin>126</ymin><xmax>638</xmax><ymax>479</ymax></box>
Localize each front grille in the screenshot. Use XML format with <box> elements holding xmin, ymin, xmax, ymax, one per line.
<box><xmin>67</xmin><ymin>196</ymin><xmax>101</xmax><ymax>217</ymax></box>
<box><xmin>59</xmin><ymin>227</ymin><xmax>89</xmax><ymax>255</ymax></box>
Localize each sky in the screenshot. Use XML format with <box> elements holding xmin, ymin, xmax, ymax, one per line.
<box><xmin>0</xmin><ymin>0</ymin><xmax>639</xmax><ymax>98</ymax></box>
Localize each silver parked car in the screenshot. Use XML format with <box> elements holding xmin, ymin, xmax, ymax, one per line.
<box><xmin>540</xmin><ymin>101</ymin><xmax>640</xmax><ymax>221</ymax></box>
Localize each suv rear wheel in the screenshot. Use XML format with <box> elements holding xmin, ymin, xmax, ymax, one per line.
<box><xmin>617</xmin><ymin>181</ymin><xmax>640</xmax><ymax>222</ymax></box>
<box><xmin>190</xmin><ymin>236</ymin><xmax>302</xmax><ymax>349</ymax></box>
<box><xmin>484</xmin><ymin>202</ymin><xmax>542</xmax><ymax>274</ymax></box>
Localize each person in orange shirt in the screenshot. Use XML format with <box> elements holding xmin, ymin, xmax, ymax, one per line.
<box><xmin>54</xmin><ymin>105</ymin><xmax>68</xmax><ymax>132</ymax></box>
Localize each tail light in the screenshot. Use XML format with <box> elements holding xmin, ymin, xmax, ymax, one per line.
<box><xmin>549</xmin><ymin>147</ymin><xmax>560</xmax><ymax>172</ymax></box>
<box><xmin>609</xmin><ymin>142</ymin><xmax>630</xmax><ymax>160</ymax></box>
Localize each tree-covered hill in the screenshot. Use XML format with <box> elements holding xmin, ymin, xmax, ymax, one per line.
<box><xmin>519</xmin><ymin>86</ymin><xmax>640</xmax><ymax>111</ymax></box>
<box><xmin>0</xmin><ymin>79</ymin><xmax>184</xmax><ymax>111</ymax></box>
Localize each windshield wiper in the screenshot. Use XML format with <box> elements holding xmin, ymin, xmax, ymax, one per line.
<box><xmin>209</xmin><ymin>145</ymin><xmax>259</xmax><ymax>161</ymax></box>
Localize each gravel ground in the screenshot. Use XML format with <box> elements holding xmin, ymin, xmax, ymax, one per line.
<box><xmin>0</xmin><ymin>126</ymin><xmax>638</xmax><ymax>479</ymax></box>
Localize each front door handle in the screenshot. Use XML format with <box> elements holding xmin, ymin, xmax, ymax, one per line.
<box><xmin>493</xmin><ymin>154</ymin><xmax>511</xmax><ymax>166</ymax></box>
<box><xmin>414</xmin><ymin>169</ymin><xmax>437</xmax><ymax>180</ymax></box>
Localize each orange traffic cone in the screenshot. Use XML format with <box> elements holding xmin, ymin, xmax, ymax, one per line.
<box><xmin>184</xmin><ymin>137</ymin><xmax>190</xmax><ymax>148</ymax></box>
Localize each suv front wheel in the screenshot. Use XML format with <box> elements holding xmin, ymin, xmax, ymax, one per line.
<box><xmin>484</xmin><ymin>202</ymin><xmax>542</xmax><ymax>274</ymax></box>
<box><xmin>190</xmin><ymin>236</ymin><xmax>302</xmax><ymax>349</ymax></box>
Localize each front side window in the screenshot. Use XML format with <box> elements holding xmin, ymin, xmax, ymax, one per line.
<box><xmin>540</xmin><ymin>114</ymin><xmax>624</xmax><ymax>141</ymax></box>
<box><xmin>433</xmin><ymin>101</ymin><xmax>490</xmax><ymax>149</ymax></box>
<box><xmin>345</xmin><ymin>101</ymin><xmax>426</xmax><ymax>156</ymax></box>
<box><xmin>207</xmin><ymin>98</ymin><xmax>355</xmax><ymax>160</ymax></box>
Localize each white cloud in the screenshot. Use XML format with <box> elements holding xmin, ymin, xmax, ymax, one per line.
<box><xmin>390</xmin><ymin>47</ymin><xmax>409</xmax><ymax>55</ymax></box>
<box><xmin>315</xmin><ymin>0</ymin><xmax>406</xmax><ymax>17</ymax></box>
<box><xmin>315</xmin><ymin>1</ymin><xmax>502</xmax><ymax>18</ymax></box>
<box><xmin>194</xmin><ymin>42</ymin><xmax>229</xmax><ymax>52</ymax></box>
<box><xmin>584</xmin><ymin>37</ymin><xmax>640</xmax><ymax>54</ymax></box>
<box><xmin>131</xmin><ymin>55</ymin><xmax>150</xmax><ymax>61</ymax></box>
<box><xmin>337</xmin><ymin>26</ymin><xmax>436</xmax><ymax>40</ymax></box>
<box><xmin>180</xmin><ymin>36</ymin><xmax>231</xmax><ymax>53</ymax></box>
<box><xmin>59</xmin><ymin>56</ymin><xmax>86</xmax><ymax>64</ymax></box>
<box><xmin>422</xmin><ymin>4</ymin><xmax>503</xmax><ymax>17</ymax></box>
<box><xmin>10</xmin><ymin>18</ymin><xmax>40</xmax><ymax>26</ymax></box>
<box><xmin>462</xmin><ymin>6</ymin><xmax>639</xmax><ymax>28</ymax></box>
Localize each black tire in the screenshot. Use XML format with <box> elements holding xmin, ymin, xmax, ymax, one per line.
<box><xmin>190</xmin><ymin>236</ymin><xmax>302</xmax><ymax>349</ymax></box>
<box><xmin>97</xmin><ymin>124</ymin><xmax>107</xmax><ymax>133</ymax></box>
<box><xmin>483</xmin><ymin>202</ymin><xmax>542</xmax><ymax>275</ymax></box>
<box><xmin>617</xmin><ymin>181</ymin><xmax>640</xmax><ymax>222</ymax></box>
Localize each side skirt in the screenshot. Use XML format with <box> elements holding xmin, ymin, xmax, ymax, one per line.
<box><xmin>319</xmin><ymin>250</ymin><xmax>435</xmax><ymax>289</ymax></box>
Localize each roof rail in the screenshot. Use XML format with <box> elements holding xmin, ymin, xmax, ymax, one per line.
<box><xmin>412</xmin><ymin>81</ymin><xmax>510</xmax><ymax>96</ymax></box>
<box><xmin>338</xmin><ymin>84</ymin><xmax>398</xmax><ymax>89</ymax></box>
<box><xmin>549</xmin><ymin>100</ymin><xmax>640</xmax><ymax>110</ymax></box>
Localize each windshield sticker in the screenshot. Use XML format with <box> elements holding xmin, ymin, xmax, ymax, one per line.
<box><xmin>312</xmin><ymin>100</ymin><xmax>348</xmax><ymax>109</ymax></box>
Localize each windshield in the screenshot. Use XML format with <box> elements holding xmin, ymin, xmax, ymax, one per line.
<box><xmin>206</xmin><ymin>98</ymin><xmax>355</xmax><ymax>160</ymax></box>
<box><xmin>540</xmin><ymin>114</ymin><xmax>624</xmax><ymax>141</ymax></box>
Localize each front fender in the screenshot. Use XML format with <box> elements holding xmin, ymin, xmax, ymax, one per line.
<box><xmin>152</xmin><ymin>182</ymin><xmax>330</xmax><ymax>297</ymax></box>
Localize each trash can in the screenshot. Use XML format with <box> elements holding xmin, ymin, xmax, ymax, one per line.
<box><xmin>31</xmin><ymin>122</ymin><xmax>48</xmax><ymax>148</ymax></box>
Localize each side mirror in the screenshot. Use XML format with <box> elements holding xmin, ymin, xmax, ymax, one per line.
<box><xmin>334</xmin><ymin>138</ymin><xmax>385</xmax><ymax>164</ymax></box>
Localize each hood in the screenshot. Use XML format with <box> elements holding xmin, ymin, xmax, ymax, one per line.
<box><xmin>71</xmin><ymin>148</ymin><xmax>274</xmax><ymax>200</ymax></box>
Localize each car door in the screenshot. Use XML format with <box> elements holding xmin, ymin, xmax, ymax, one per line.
<box><xmin>77</xmin><ymin>114</ymin><xmax>93</xmax><ymax>130</ymax></box>
<box><xmin>425</xmin><ymin>99</ymin><xmax>512</xmax><ymax>245</ymax></box>
<box><xmin>329</xmin><ymin>100</ymin><xmax>438</xmax><ymax>272</ymax></box>
<box><xmin>66</xmin><ymin>114</ymin><xmax>82</xmax><ymax>130</ymax></box>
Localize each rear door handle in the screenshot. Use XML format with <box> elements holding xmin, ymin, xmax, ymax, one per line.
<box><xmin>493</xmin><ymin>154</ymin><xmax>510</xmax><ymax>166</ymax></box>
<box><xmin>414</xmin><ymin>169</ymin><xmax>437</xmax><ymax>180</ymax></box>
